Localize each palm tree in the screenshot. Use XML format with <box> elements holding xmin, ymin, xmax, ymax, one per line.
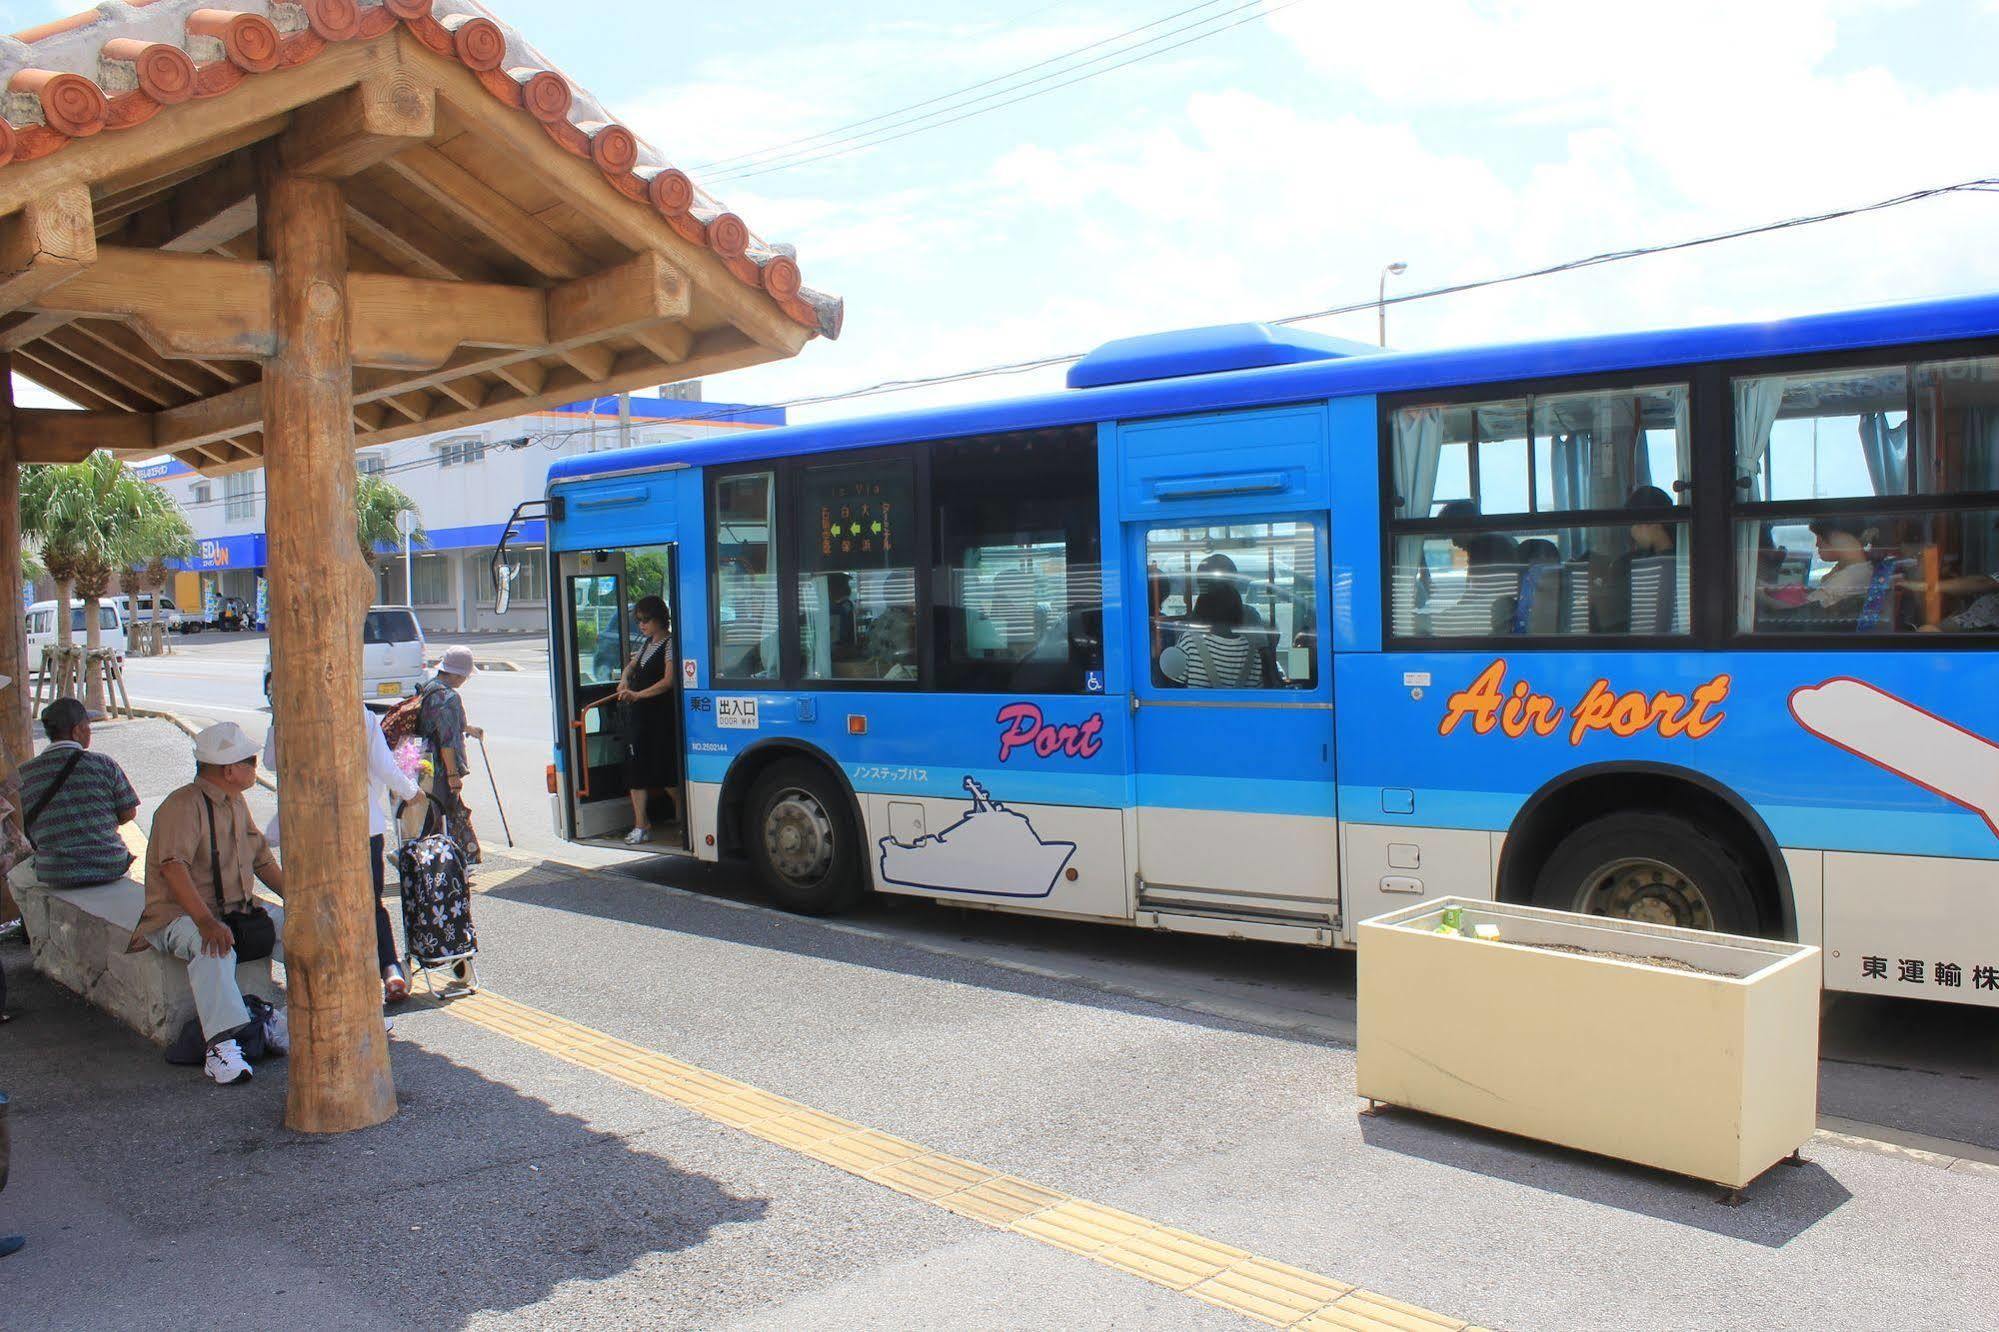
<box><xmin>22</xmin><ymin>454</ymin><xmax>194</xmax><ymax>709</ymax></box>
<box><xmin>124</xmin><ymin>509</ymin><xmax>196</xmax><ymax>639</ymax></box>
<box><xmin>356</xmin><ymin>473</ymin><xmax>425</xmax><ymax>603</ymax></box>
<box><xmin>21</xmin><ymin>463</ymin><xmax>94</xmax><ymax>652</ymax></box>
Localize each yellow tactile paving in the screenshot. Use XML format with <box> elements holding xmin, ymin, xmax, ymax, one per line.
<box><xmin>1097</xmin><ymin>1225</ymin><xmax>1255</xmax><ymax>1291</ymax></box>
<box><xmin>1012</xmin><ymin>1198</ymin><xmax>1153</xmax><ymax>1255</ymax></box>
<box><xmin>936</xmin><ymin>1174</ymin><xmax>1071</xmax><ymax>1225</ymax></box>
<box><xmin>1298</xmin><ymin>1290</ymin><xmax>1469</xmax><ymax>1332</ymax></box>
<box><xmin>441</xmin><ymin>989</ymin><xmax>1480</xmax><ymax>1330</ymax></box>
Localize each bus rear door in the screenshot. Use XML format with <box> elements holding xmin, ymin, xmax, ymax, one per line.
<box><xmin>1118</xmin><ymin>407</ymin><xmax>1340</xmax><ymax>942</ymax></box>
<box><xmin>555</xmin><ymin>544</ymin><xmax>685</xmax><ymax>846</ymax></box>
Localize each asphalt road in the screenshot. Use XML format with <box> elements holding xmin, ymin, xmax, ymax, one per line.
<box><xmin>5</xmin><ymin>708</ymin><xmax>1996</xmax><ymax>1330</ymax></box>
<box><xmin>116</xmin><ymin>634</ymin><xmax>1999</xmax><ymax>1160</ymax></box>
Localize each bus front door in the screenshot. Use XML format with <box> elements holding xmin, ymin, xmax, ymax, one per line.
<box><xmin>1128</xmin><ymin>516</ymin><xmax>1339</xmax><ymax>939</ymax></box>
<box><xmin>556</xmin><ymin>546</ymin><xmax>685</xmax><ymax>847</ymax></box>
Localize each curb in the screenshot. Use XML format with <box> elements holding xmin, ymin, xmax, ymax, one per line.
<box><xmin>123</xmin><ymin>707</ymin><xmax>278</xmax><ymax>790</ymax></box>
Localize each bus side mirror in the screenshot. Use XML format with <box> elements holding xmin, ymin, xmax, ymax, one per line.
<box><xmin>495</xmin><ymin>563</ymin><xmax>518</xmax><ymax>615</ymax></box>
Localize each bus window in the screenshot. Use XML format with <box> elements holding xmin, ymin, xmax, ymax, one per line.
<box><xmin>1388</xmin><ymin>384</ymin><xmax>1692</xmax><ymax>639</ymax></box>
<box><xmin>571</xmin><ymin>574</ymin><xmax>623</xmax><ymax>685</ymax></box>
<box><xmin>932</xmin><ymin>427</ymin><xmax>1102</xmax><ymax>693</ymax></box>
<box><xmin>1733</xmin><ymin>354</ymin><xmax>1999</xmax><ymax>635</ymax></box>
<box><xmin>1146</xmin><ymin>522</ymin><xmax>1319</xmax><ymax>690</ymax></box>
<box><xmin>712</xmin><ymin>470</ymin><xmax>778</xmax><ymax>680</ymax></box>
<box><xmin>795</xmin><ymin>455</ymin><xmax>916</xmax><ymax>683</ymax></box>
<box><xmin>1390</xmin><ymin>521</ymin><xmax>1688</xmax><ymax>638</ymax></box>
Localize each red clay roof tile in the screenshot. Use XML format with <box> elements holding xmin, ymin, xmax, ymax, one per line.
<box><xmin>1</xmin><ymin>0</ymin><xmax>840</xmax><ymax>339</ymax></box>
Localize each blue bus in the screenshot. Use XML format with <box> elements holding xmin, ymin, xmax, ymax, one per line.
<box><xmin>519</xmin><ymin>292</ymin><xmax>1999</xmax><ymax>1009</ymax></box>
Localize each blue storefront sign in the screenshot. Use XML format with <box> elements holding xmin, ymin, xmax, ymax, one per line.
<box><xmin>169</xmin><ymin>533</ymin><xmax>266</xmax><ymax>571</ymax></box>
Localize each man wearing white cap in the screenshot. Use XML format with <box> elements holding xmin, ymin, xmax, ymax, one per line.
<box><xmin>130</xmin><ymin>722</ymin><xmax>287</xmax><ymax>1086</ymax></box>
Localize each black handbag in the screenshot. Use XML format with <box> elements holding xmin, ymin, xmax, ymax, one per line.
<box><xmin>205</xmin><ymin>794</ymin><xmax>275</xmax><ymax>963</ymax></box>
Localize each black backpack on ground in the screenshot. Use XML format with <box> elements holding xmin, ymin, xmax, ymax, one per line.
<box><xmin>164</xmin><ymin>994</ymin><xmax>274</xmax><ymax>1066</ymax></box>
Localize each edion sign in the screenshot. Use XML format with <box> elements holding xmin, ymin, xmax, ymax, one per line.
<box><xmin>996</xmin><ymin>702</ymin><xmax>1103</xmax><ymax>763</ymax></box>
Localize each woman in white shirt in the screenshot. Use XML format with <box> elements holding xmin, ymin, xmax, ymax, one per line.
<box><xmin>265</xmin><ymin>708</ymin><xmax>425</xmax><ymax>1003</ymax></box>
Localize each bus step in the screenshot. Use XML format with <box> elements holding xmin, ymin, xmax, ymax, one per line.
<box><xmin>1135</xmin><ymin>908</ymin><xmax>1338</xmax><ymax>947</ymax></box>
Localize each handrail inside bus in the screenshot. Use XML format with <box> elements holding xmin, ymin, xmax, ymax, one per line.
<box><xmin>570</xmin><ymin>694</ymin><xmax>617</xmax><ymax>800</ymax></box>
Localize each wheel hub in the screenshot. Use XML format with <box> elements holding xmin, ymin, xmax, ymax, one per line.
<box><xmin>764</xmin><ymin>790</ymin><xmax>833</xmax><ymax>885</ymax></box>
<box><xmin>1575</xmin><ymin>856</ymin><xmax>1713</xmax><ymax>932</ymax></box>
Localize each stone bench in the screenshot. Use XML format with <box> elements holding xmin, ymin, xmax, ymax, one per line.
<box><xmin>9</xmin><ymin>862</ymin><xmax>279</xmax><ymax>1045</ymax></box>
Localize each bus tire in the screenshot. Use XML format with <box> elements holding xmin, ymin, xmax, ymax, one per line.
<box><xmin>1530</xmin><ymin>810</ymin><xmax>1761</xmax><ymax>936</ymax></box>
<box><xmin>745</xmin><ymin>760</ymin><xmax>863</xmax><ymax>916</ymax></box>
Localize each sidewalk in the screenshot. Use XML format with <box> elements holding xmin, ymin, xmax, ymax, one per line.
<box><xmin>2</xmin><ymin>723</ymin><xmax>1993</xmax><ymax>1329</ymax></box>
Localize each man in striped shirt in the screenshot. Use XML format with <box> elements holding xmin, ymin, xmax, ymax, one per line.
<box><xmin>17</xmin><ymin>698</ymin><xmax>139</xmax><ymax>888</ymax></box>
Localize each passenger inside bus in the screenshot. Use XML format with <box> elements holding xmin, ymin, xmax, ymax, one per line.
<box><xmin>1755</xmin><ymin>514</ymin><xmax>1907</xmax><ymax>633</ymax></box>
<box><xmin>1508</xmin><ymin>538</ymin><xmax>1562</xmax><ymax>634</ymax></box>
<box><xmin>1594</xmin><ymin>485</ymin><xmax>1679</xmax><ymax>635</ymax></box>
<box><xmin>824</xmin><ymin>572</ymin><xmax>858</xmax><ymax>657</ymax></box>
<box><xmin>1194</xmin><ymin>552</ymin><xmax>1281</xmax><ymax>684</ymax></box>
<box><xmin>1158</xmin><ymin>584</ymin><xmax>1263</xmax><ymax>688</ymax></box>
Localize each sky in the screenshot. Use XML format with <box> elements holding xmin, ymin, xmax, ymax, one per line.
<box><xmin>12</xmin><ymin>0</ymin><xmax>1999</xmax><ymax>426</ymax></box>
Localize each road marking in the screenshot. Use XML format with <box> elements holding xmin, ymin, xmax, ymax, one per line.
<box><xmin>442</xmin><ymin>989</ymin><xmax>1488</xmax><ymax>1330</ymax></box>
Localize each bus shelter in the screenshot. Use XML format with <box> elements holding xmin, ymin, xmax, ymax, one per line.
<box><xmin>0</xmin><ymin>0</ymin><xmax>839</xmax><ymax>1132</ymax></box>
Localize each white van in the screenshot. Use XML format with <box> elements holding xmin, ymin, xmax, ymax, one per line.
<box><xmin>25</xmin><ymin>600</ymin><xmax>128</xmax><ymax>665</ymax></box>
<box><xmin>109</xmin><ymin>593</ymin><xmax>187</xmax><ymax>632</ymax></box>
<box><xmin>262</xmin><ymin>605</ymin><xmax>426</xmax><ymax>704</ymax></box>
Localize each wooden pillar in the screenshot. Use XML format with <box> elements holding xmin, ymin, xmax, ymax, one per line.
<box><xmin>0</xmin><ymin>357</ymin><xmax>26</xmax><ymax>928</ymax></box>
<box><xmin>260</xmin><ymin>162</ymin><xmax>395</xmax><ymax>1132</ymax></box>
<box><xmin>0</xmin><ymin>358</ymin><xmax>26</xmax><ymax>771</ymax></box>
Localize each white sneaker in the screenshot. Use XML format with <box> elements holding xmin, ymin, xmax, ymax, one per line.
<box><xmin>260</xmin><ymin>1005</ymin><xmax>289</xmax><ymax>1056</ymax></box>
<box><xmin>205</xmin><ymin>1038</ymin><xmax>252</xmax><ymax>1085</ymax></box>
<box><xmin>623</xmin><ymin>826</ymin><xmax>653</xmax><ymax>844</ymax></box>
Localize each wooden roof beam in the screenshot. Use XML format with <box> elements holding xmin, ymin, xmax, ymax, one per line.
<box><xmin>114</xmin><ymin>150</ymin><xmax>260</xmax><ymax>254</ymax></box>
<box><xmin>30</xmin><ymin>247</ymin><xmax>554</xmax><ymax>369</ymax></box>
<box><xmin>281</xmin><ymin>73</ymin><xmax>435</xmax><ymax>180</ymax></box>
<box><xmin>33</xmin><ymin>246</ymin><xmax>274</xmax><ymax>360</ymax></box>
<box><xmin>0</xmin><ymin>39</ymin><xmax>389</xmax><ymax>216</ymax></box>
<box><xmin>39</xmin><ymin>327</ymin><xmax>180</xmax><ymax>406</ymax></box>
<box><xmin>433</xmin><ymin>377</ymin><xmax>483</xmax><ymax>410</ymax></box>
<box><xmin>12</xmin><ymin>406</ymin><xmax>155</xmax><ymax>463</ymax></box>
<box><xmin>358</xmin><ymin>327</ymin><xmax>769</xmax><ymax>448</ymax></box>
<box><xmin>14</xmin><ymin>343</ymin><xmax>151</xmax><ymax>411</ymax></box>
<box><xmin>347</xmin><ymin>270</ymin><xmax>545</xmax><ymax>367</ymax></box>
<box><xmin>0</xmin><ymin>187</ymin><xmax>95</xmax><ymax>318</ymax></box>
<box><xmin>490</xmin><ymin>358</ymin><xmax>546</xmax><ymax>397</ymax></box>
<box><xmin>343</xmin><ymin>199</ymin><xmax>464</xmax><ymax>281</ymax></box>
<box><xmin>381</xmin><ymin>143</ymin><xmax>590</xmax><ymax>280</ymax></box>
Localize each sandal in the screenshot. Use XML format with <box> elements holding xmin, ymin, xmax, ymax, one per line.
<box><xmin>383</xmin><ymin>967</ymin><xmax>410</xmax><ymax>1005</ymax></box>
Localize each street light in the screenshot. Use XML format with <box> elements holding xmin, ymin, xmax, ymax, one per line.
<box><xmin>1378</xmin><ymin>261</ymin><xmax>1409</xmax><ymax>347</ymax></box>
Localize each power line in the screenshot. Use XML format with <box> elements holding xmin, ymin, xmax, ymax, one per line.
<box><xmin>657</xmin><ymin>172</ymin><xmax>1999</xmax><ymax>421</ymax></box>
<box><xmin>688</xmin><ymin>0</ymin><xmax>1240</xmax><ymax>174</ymax></box>
<box><xmin>131</xmin><ymin>170</ymin><xmax>1999</xmax><ymax>502</ymax></box>
<box><xmin>705</xmin><ymin>0</ymin><xmax>1299</xmax><ymax>184</ymax></box>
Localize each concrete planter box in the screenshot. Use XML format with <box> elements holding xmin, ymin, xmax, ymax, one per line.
<box><xmin>1357</xmin><ymin>897</ymin><xmax>1819</xmax><ymax>1191</ymax></box>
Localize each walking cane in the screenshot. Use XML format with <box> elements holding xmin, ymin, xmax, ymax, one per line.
<box><xmin>475</xmin><ymin>733</ymin><xmax>513</xmax><ymax>848</ymax></box>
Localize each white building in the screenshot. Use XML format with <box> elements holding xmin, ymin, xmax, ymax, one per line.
<box><xmin>141</xmin><ymin>388</ymin><xmax>782</xmax><ymax>636</ymax></box>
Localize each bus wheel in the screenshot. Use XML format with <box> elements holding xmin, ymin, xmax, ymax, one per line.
<box><xmin>1531</xmin><ymin>811</ymin><xmax>1759</xmax><ymax>936</ymax></box>
<box><xmin>746</xmin><ymin>761</ymin><xmax>862</xmax><ymax>915</ymax></box>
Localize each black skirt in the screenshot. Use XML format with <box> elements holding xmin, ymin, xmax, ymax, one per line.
<box><xmin>621</xmin><ymin>640</ymin><xmax>676</xmax><ymax>790</ymax></box>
